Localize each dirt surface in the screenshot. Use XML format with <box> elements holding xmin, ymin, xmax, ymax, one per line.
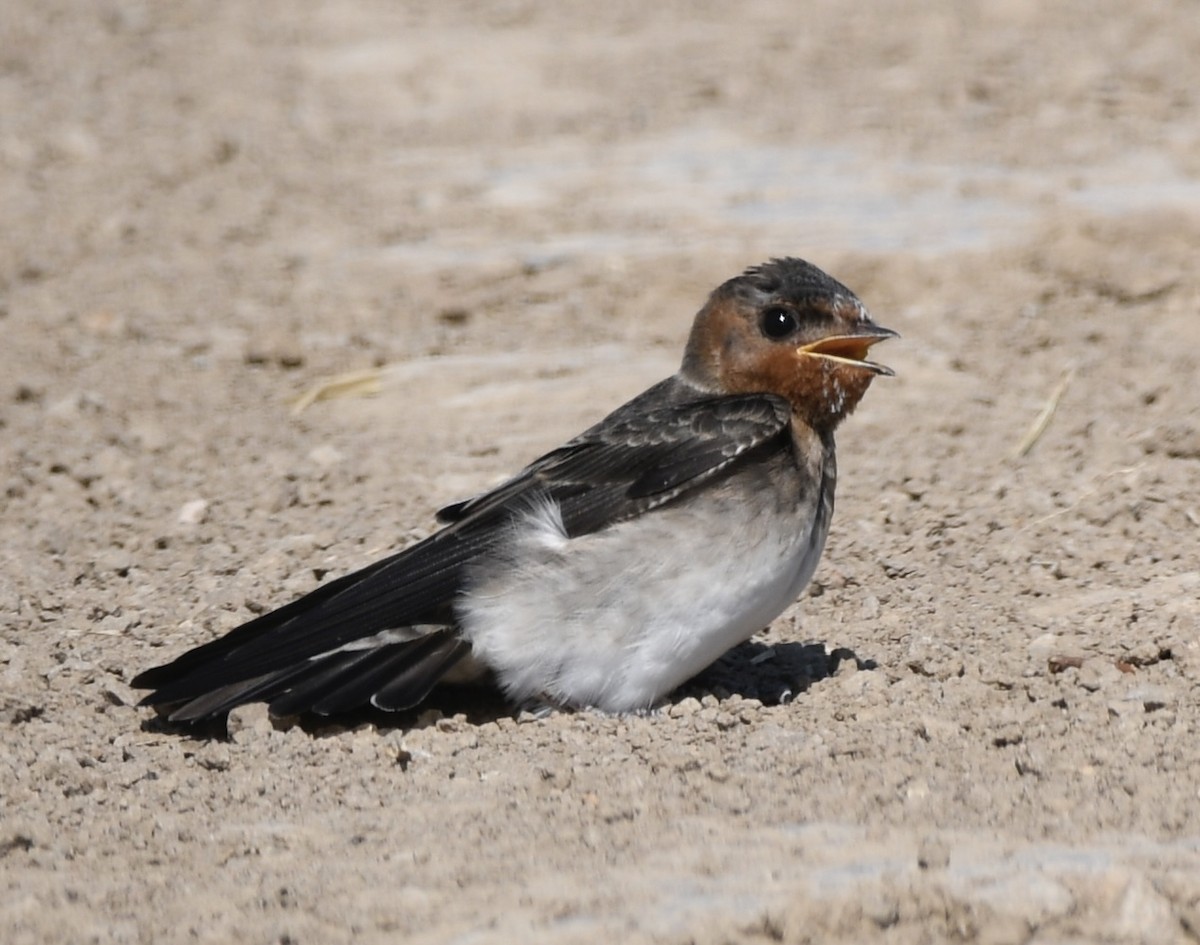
<box><xmin>3</xmin><ymin>2</ymin><xmax>1200</xmax><ymax>942</ymax></box>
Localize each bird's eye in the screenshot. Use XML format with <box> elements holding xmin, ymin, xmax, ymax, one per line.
<box><xmin>759</xmin><ymin>306</ymin><xmax>798</xmax><ymax>340</ymax></box>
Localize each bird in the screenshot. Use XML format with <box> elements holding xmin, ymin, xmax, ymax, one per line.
<box><xmin>133</xmin><ymin>257</ymin><xmax>896</xmax><ymax>723</ymax></box>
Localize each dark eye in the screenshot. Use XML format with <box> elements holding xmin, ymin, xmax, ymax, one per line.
<box><xmin>759</xmin><ymin>306</ymin><xmax>798</xmax><ymax>340</ymax></box>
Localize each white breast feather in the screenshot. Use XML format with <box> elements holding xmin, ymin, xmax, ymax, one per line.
<box><xmin>456</xmin><ymin>483</ymin><xmax>827</xmax><ymax>712</ymax></box>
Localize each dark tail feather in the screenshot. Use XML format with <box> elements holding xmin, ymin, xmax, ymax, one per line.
<box><xmin>141</xmin><ymin>631</ymin><xmax>469</xmax><ymax>723</ymax></box>
<box><xmin>155</xmin><ymin>662</ymin><xmax>326</xmax><ymax>722</ymax></box>
<box><xmin>369</xmin><ymin>635</ymin><xmax>470</xmax><ymax>711</ymax></box>
<box><xmin>268</xmin><ymin>633</ymin><xmax>464</xmax><ymax>717</ymax></box>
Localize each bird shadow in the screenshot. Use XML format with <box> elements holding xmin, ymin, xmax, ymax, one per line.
<box><xmin>138</xmin><ymin>640</ymin><xmax>874</xmax><ymax>741</ymax></box>
<box><xmin>677</xmin><ymin>639</ymin><xmax>875</xmax><ymax>706</ymax></box>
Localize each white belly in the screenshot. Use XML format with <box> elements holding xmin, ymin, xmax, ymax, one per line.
<box><xmin>455</xmin><ymin>479</ymin><xmax>829</xmax><ymax>712</ymax></box>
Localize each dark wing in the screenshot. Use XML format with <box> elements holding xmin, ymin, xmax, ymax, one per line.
<box><xmin>134</xmin><ymin>385</ymin><xmax>791</xmax><ymax>721</ymax></box>
<box><xmin>435</xmin><ymin>389</ymin><xmax>793</xmax><ymax>537</ymax></box>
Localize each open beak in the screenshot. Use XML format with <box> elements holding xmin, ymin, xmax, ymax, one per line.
<box><xmin>798</xmin><ymin>325</ymin><xmax>898</xmax><ymax>376</ymax></box>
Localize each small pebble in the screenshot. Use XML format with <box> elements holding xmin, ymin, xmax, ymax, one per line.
<box><xmin>177</xmin><ymin>499</ymin><xmax>209</xmax><ymax>525</ymax></box>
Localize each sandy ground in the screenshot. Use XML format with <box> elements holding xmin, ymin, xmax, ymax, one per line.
<box><xmin>3</xmin><ymin>1</ymin><xmax>1200</xmax><ymax>942</ymax></box>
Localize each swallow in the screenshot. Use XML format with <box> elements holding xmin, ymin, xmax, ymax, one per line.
<box><xmin>133</xmin><ymin>257</ymin><xmax>896</xmax><ymax>722</ymax></box>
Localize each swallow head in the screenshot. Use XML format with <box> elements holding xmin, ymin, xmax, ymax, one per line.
<box><xmin>682</xmin><ymin>257</ymin><xmax>897</xmax><ymax>430</ymax></box>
